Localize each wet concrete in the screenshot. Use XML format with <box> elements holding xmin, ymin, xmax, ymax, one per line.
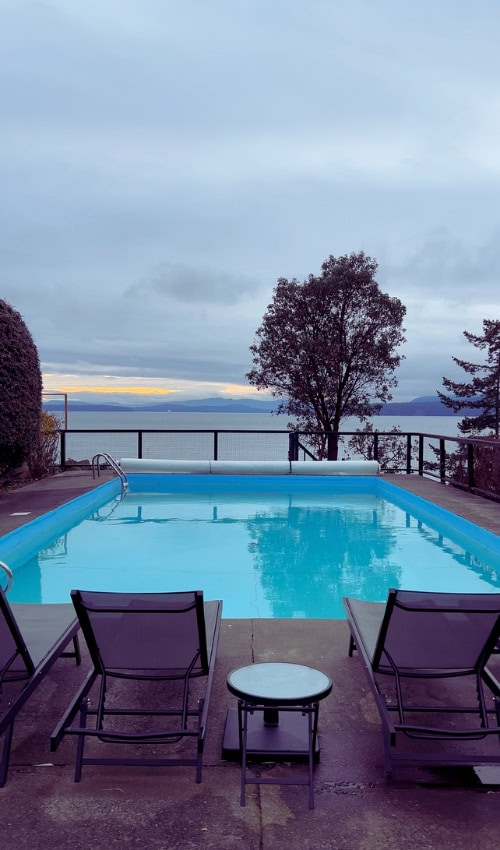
<box><xmin>1</xmin><ymin>471</ymin><xmax>500</xmax><ymax>849</ymax></box>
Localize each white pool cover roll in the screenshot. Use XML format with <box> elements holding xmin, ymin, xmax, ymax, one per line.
<box><xmin>290</xmin><ymin>460</ymin><xmax>379</xmax><ymax>475</ymax></box>
<box><xmin>209</xmin><ymin>460</ymin><xmax>291</xmax><ymax>474</ymax></box>
<box><xmin>119</xmin><ymin>458</ymin><xmax>380</xmax><ymax>475</ymax></box>
<box><xmin>119</xmin><ymin>458</ymin><xmax>211</xmax><ymax>474</ymax></box>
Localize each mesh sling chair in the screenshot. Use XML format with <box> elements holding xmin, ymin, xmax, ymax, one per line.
<box><xmin>0</xmin><ymin>588</ymin><xmax>81</xmax><ymax>786</ymax></box>
<box><xmin>343</xmin><ymin>589</ymin><xmax>500</xmax><ymax>777</ymax></box>
<box><xmin>50</xmin><ymin>589</ymin><xmax>222</xmax><ymax>782</ymax></box>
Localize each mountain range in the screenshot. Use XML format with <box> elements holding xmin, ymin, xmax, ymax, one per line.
<box><xmin>42</xmin><ymin>395</ymin><xmax>474</xmax><ymax>416</ymax></box>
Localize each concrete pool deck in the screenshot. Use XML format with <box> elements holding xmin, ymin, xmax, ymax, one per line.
<box><xmin>1</xmin><ymin>470</ymin><xmax>500</xmax><ymax>850</ymax></box>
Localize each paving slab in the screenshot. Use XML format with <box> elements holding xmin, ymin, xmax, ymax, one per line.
<box><xmin>384</xmin><ymin>474</ymin><xmax>500</xmax><ymax>536</ymax></box>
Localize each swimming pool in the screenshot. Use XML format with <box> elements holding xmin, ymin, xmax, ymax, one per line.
<box><xmin>1</xmin><ymin>475</ymin><xmax>499</xmax><ymax>617</ymax></box>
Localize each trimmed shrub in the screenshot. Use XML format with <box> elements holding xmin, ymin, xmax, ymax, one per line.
<box><xmin>0</xmin><ymin>300</ymin><xmax>42</xmax><ymax>478</ymax></box>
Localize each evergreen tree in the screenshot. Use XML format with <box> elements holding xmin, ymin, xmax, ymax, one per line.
<box><xmin>0</xmin><ymin>300</ymin><xmax>42</xmax><ymax>477</ymax></box>
<box><xmin>438</xmin><ymin>319</ymin><xmax>500</xmax><ymax>436</ymax></box>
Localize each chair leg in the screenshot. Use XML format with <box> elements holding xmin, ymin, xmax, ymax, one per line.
<box><xmin>73</xmin><ymin>634</ymin><xmax>82</xmax><ymax>666</ymax></box>
<box><xmin>61</xmin><ymin>634</ymin><xmax>81</xmax><ymax>665</ymax></box>
<box><xmin>0</xmin><ymin>723</ymin><xmax>15</xmax><ymax>787</ymax></box>
<box><xmin>348</xmin><ymin>634</ymin><xmax>356</xmax><ymax>657</ymax></box>
<box><xmin>196</xmin><ymin>740</ymin><xmax>203</xmax><ymax>784</ymax></box>
<box><xmin>307</xmin><ymin>708</ymin><xmax>315</xmax><ymax>809</ymax></box>
<box><xmin>382</xmin><ymin>730</ymin><xmax>393</xmax><ymax>779</ymax></box>
<box><xmin>239</xmin><ymin>701</ymin><xmax>248</xmax><ymax>806</ymax></box>
<box><xmin>74</xmin><ymin>699</ymin><xmax>88</xmax><ymax>782</ymax></box>
<box><xmin>495</xmin><ymin>697</ymin><xmax>500</xmax><ymax>732</ymax></box>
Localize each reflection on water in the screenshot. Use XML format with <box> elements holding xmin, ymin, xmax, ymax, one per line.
<box><xmin>7</xmin><ymin>492</ymin><xmax>500</xmax><ymax>617</ymax></box>
<box><xmin>246</xmin><ymin>502</ymin><xmax>401</xmax><ymax>617</ymax></box>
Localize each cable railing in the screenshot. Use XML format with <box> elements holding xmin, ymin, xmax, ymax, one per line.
<box><xmin>54</xmin><ymin>429</ymin><xmax>500</xmax><ymax>502</ymax></box>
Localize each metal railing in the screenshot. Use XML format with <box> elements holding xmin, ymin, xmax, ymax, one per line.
<box><xmin>91</xmin><ymin>452</ymin><xmax>128</xmax><ymax>492</ymax></box>
<box><xmin>56</xmin><ymin>428</ymin><xmax>500</xmax><ymax>502</ymax></box>
<box><xmin>0</xmin><ymin>561</ymin><xmax>13</xmax><ymax>594</ymax></box>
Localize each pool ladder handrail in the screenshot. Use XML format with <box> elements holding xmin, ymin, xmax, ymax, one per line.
<box><xmin>0</xmin><ymin>561</ymin><xmax>13</xmax><ymax>594</ymax></box>
<box><xmin>92</xmin><ymin>452</ymin><xmax>128</xmax><ymax>492</ymax></box>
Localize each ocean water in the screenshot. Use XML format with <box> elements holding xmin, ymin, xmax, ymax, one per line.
<box><xmin>59</xmin><ymin>412</ymin><xmax>463</xmax><ymax>465</ymax></box>
<box><xmin>65</xmin><ymin>411</ymin><xmax>462</xmax><ymax>437</ymax></box>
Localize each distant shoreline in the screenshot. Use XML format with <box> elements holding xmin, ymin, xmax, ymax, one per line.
<box><xmin>42</xmin><ymin>395</ymin><xmax>470</xmax><ymax>417</ymax></box>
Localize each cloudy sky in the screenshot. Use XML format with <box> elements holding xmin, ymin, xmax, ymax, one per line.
<box><xmin>1</xmin><ymin>0</ymin><xmax>499</xmax><ymax>404</ymax></box>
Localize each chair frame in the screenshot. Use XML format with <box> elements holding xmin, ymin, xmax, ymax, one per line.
<box><xmin>50</xmin><ymin>589</ymin><xmax>222</xmax><ymax>783</ymax></box>
<box><xmin>0</xmin><ymin>589</ymin><xmax>81</xmax><ymax>786</ymax></box>
<box><xmin>344</xmin><ymin>589</ymin><xmax>500</xmax><ymax>777</ymax></box>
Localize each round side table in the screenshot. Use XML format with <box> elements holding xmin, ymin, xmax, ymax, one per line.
<box><xmin>222</xmin><ymin>661</ymin><xmax>332</xmax><ymax>808</ymax></box>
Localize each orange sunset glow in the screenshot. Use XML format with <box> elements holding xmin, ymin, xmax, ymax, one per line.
<box><xmin>55</xmin><ymin>386</ymin><xmax>173</xmax><ymax>395</ymax></box>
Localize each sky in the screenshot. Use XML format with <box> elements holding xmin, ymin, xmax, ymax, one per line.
<box><xmin>1</xmin><ymin>0</ymin><xmax>499</xmax><ymax>405</ymax></box>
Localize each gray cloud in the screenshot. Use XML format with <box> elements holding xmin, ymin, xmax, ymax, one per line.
<box><xmin>1</xmin><ymin>0</ymin><xmax>499</xmax><ymax>400</ymax></box>
<box><xmin>383</xmin><ymin>229</ymin><xmax>500</xmax><ymax>301</ymax></box>
<box><xmin>127</xmin><ymin>263</ymin><xmax>260</xmax><ymax>306</ymax></box>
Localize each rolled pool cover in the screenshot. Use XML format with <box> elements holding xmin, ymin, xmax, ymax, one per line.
<box><xmin>119</xmin><ymin>458</ymin><xmax>380</xmax><ymax>475</ymax></box>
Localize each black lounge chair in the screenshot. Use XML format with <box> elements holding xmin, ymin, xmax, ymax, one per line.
<box><xmin>0</xmin><ymin>588</ymin><xmax>81</xmax><ymax>786</ymax></box>
<box><xmin>51</xmin><ymin>589</ymin><xmax>222</xmax><ymax>783</ymax></box>
<box><xmin>343</xmin><ymin>589</ymin><xmax>500</xmax><ymax>777</ymax></box>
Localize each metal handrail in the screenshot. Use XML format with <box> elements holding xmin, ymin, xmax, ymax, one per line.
<box><xmin>0</xmin><ymin>561</ymin><xmax>13</xmax><ymax>594</ymax></box>
<box><xmin>92</xmin><ymin>452</ymin><xmax>128</xmax><ymax>491</ymax></box>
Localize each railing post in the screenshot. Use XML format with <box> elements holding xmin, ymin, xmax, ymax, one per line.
<box><xmin>50</xmin><ymin>428</ymin><xmax>500</xmax><ymax>496</ymax></box>
<box><xmin>439</xmin><ymin>439</ymin><xmax>446</xmax><ymax>484</ymax></box>
<box><xmin>60</xmin><ymin>430</ymin><xmax>66</xmax><ymax>470</ymax></box>
<box><xmin>467</xmin><ymin>441</ymin><xmax>475</xmax><ymax>490</ymax></box>
<box><xmin>327</xmin><ymin>432</ymin><xmax>338</xmax><ymax>461</ymax></box>
<box><xmin>288</xmin><ymin>432</ymin><xmax>299</xmax><ymax>461</ymax></box>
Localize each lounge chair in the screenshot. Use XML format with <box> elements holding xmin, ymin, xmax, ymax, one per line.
<box><xmin>50</xmin><ymin>589</ymin><xmax>222</xmax><ymax>783</ymax></box>
<box><xmin>343</xmin><ymin>589</ymin><xmax>500</xmax><ymax>777</ymax></box>
<box><xmin>0</xmin><ymin>588</ymin><xmax>81</xmax><ymax>786</ymax></box>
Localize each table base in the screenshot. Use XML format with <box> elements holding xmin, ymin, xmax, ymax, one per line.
<box><xmin>221</xmin><ymin>707</ymin><xmax>321</xmax><ymax>762</ymax></box>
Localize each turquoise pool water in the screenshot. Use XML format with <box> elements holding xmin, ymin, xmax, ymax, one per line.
<box><xmin>2</xmin><ymin>476</ymin><xmax>499</xmax><ymax>618</ymax></box>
